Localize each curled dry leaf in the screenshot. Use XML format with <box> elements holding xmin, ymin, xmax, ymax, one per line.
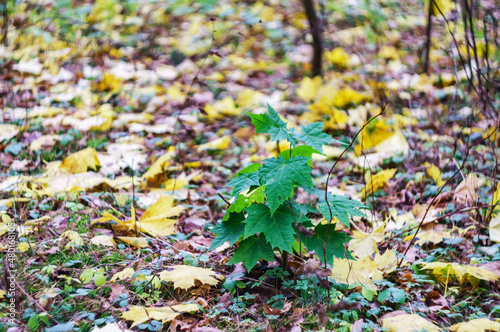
<box><xmin>263</xmin><ymin>301</ymin><xmax>292</xmax><ymax>315</ymax></box>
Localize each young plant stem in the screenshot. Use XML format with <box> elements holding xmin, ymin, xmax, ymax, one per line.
<box><xmin>282</xmin><ymin>250</ymin><xmax>288</xmax><ymax>271</ymax></box>
<box><xmin>322</xmin><ymin>103</ymin><xmax>388</xmax><ymax>269</ymax></box>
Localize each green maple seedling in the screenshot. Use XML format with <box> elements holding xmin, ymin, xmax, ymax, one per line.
<box><xmin>210</xmin><ymin>104</ymin><xmax>366</xmax><ymax>271</ymax></box>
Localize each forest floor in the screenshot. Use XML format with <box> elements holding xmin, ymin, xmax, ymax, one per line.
<box><xmin>1</xmin><ymin>0</ymin><xmax>500</xmax><ymax>331</ymax></box>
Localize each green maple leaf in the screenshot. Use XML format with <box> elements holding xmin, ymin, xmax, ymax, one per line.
<box><xmin>227</xmin><ymin>187</ymin><xmax>265</xmax><ymax>214</ymax></box>
<box><xmin>317</xmin><ymin>193</ymin><xmax>366</xmax><ymax>227</ymax></box>
<box><xmin>227</xmin><ymin>163</ymin><xmax>261</xmax><ymax>198</ymax></box>
<box><xmin>209</xmin><ymin>212</ymin><xmax>245</xmax><ymax>250</ymax></box>
<box><xmin>243</xmin><ymin>204</ymin><xmax>296</xmax><ymax>252</ymax></box>
<box><xmin>296</xmin><ymin>223</ymin><xmax>352</xmax><ymax>265</ymax></box>
<box><xmin>259</xmin><ymin>155</ymin><xmax>313</xmax><ymax>214</ymax></box>
<box><xmin>248</xmin><ymin>104</ymin><xmax>298</xmax><ymax>146</ymax></box>
<box><xmin>295</xmin><ymin>122</ymin><xmax>339</xmax><ymax>154</ymax></box>
<box><xmin>279</xmin><ymin>145</ymin><xmax>320</xmax><ymax>167</ymax></box>
<box><xmin>229</xmin><ymin>234</ymin><xmax>274</xmax><ymax>271</ymax></box>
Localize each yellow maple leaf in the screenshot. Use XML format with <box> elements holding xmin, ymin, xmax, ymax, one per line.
<box><xmin>166</xmin><ymin>84</ymin><xmax>186</xmax><ymax>103</ymax></box>
<box><xmin>29</xmin><ymin>135</ymin><xmax>61</xmax><ymax>151</ymax></box>
<box><xmin>332</xmin><ymin>88</ymin><xmax>367</xmax><ymax>109</ymax></box>
<box><xmin>490</xmin><ymin>214</ymin><xmax>500</xmax><ymax>243</ymax></box>
<box><xmin>110</xmin><ymin>267</ymin><xmax>135</xmax><ymax>282</ymax></box>
<box><xmin>0</xmin><ymin>289</ymin><xmax>5</xmax><ymax>300</ymax></box>
<box><xmin>236</xmin><ymin>89</ymin><xmax>265</xmax><ymax>108</ymax></box>
<box><xmin>330</xmin><ymin>257</ymin><xmax>383</xmax><ymax>291</ymax></box>
<box><xmin>141</xmin><ymin>146</ymin><xmax>176</xmax><ymax>186</ymax></box>
<box><xmin>94</xmin><ymin>72</ymin><xmax>122</xmax><ymax>93</ymax></box>
<box><xmin>355</xmin><ymin>119</ymin><xmax>394</xmax><ymax>155</ymax></box>
<box><xmin>122</xmin><ymin>304</ymin><xmax>200</xmax><ymax>327</ymax></box>
<box><xmin>203</xmin><ymin>97</ymin><xmax>240</xmax><ymax>119</ymax></box>
<box><xmin>373</xmin><ymin>131</ymin><xmax>409</xmax><ymax>156</ymax></box>
<box><xmin>136</xmin><ymin>196</ymin><xmax>184</xmax><ymax>237</ymax></box>
<box><xmin>297</xmin><ymin>76</ymin><xmax>322</xmax><ymax>101</ymax></box>
<box><xmin>116</xmin><ymin>236</ymin><xmax>149</xmax><ymax>248</ymax></box>
<box><xmin>159</xmin><ymin>265</ymin><xmax>224</xmax><ymax>290</ymax></box>
<box><xmin>374</xmin><ymin>250</ymin><xmax>400</xmax><ymax>273</ymax></box>
<box><xmin>92</xmin><ymin>196</ymin><xmax>183</xmax><ymax>237</ymax></box>
<box><xmin>450</xmin><ymin>318</ymin><xmax>500</xmax><ymax>332</ymax></box>
<box><xmin>403</xmin><ymin>229</ymin><xmax>452</xmax><ymax>246</ymax></box>
<box><xmin>361</xmin><ymin>168</ymin><xmax>397</xmax><ymax>199</ymax></box>
<box><xmin>0</xmin><ymin>124</ymin><xmax>19</xmax><ymax>142</ymax></box>
<box><xmin>59</xmin><ymin>147</ymin><xmax>100</xmax><ymax>174</ymax></box>
<box><xmin>60</xmin><ymin>230</ymin><xmax>84</xmax><ymax>249</ymax></box>
<box><xmin>421</xmin><ymin>262</ymin><xmax>499</xmax><ymax>287</ymax></box>
<box><xmin>0</xmin><ymin>198</ymin><xmax>30</xmax><ymax>209</ymax></box>
<box><xmin>326</xmin><ymin>47</ymin><xmax>350</xmax><ymax>68</ymax></box>
<box><xmin>348</xmin><ymin>223</ymin><xmax>385</xmax><ymax>258</ymax></box>
<box><xmin>90</xmin><ymin>235</ymin><xmax>117</xmax><ymax>248</ymax></box>
<box><xmin>197</xmin><ymin>136</ymin><xmax>232</xmax><ymax>151</ymax></box>
<box><xmin>378</xmin><ymin>45</ymin><xmax>399</xmax><ymax>60</ymax></box>
<box><xmin>162</xmin><ymin>172</ymin><xmax>200</xmax><ymax>192</ymax></box>
<box><xmin>17</xmin><ymin>242</ymin><xmax>30</xmax><ymax>252</ymax></box>
<box><xmin>383</xmin><ymin>314</ymin><xmax>440</xmax><ymax>332</ymax></box>
<box><xmin>425</xmin><ymin>162</ymin><xmax>445</xmax><ymax>187</ymax></box>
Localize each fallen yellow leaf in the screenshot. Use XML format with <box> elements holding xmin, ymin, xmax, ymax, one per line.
<box><xmin>425</xmin><ymin>162</ymin><xmax>445</xmax><ymax>187</ymax></box>
<box><xmin>374</xmin><ymin>250</ymin><xmax>400</xmax><ymax>274</ymax></box>
<box><xmin>116</xmin><ymin>236</ymin><xmax>149</xmax><ymax>248</ymax></box>
<box><xmin>110</xmin><ymin>267</ymin><xmax>135</xmax><ymax>282</ymax></box>
<box><xmin>159</xmin><ymin>265</ymin><xmax>224</xmax><ymax>290</ymax></box>
<box><xmin>297</xmin><ymin>76</ymin><xmax>322</xmax><ymax>101</ymax></box>
<box><xmin>203</xmin><ymin>97</ymin><xmax>240</xmax><ymax>119</ymax></box>
<box><xmin>421</xmin><ymin>261</ymin><xmax>499</xmax><ymax>287</ymax></box>
<box><xmin>122</xmin><ymin>304</ymin><xmax>200</xmax><ymax>327</ymax></box>
<box><xmin>90</xmin><ymin>235</ymin><xmax>117</xmax><ymax>247</ymax></box>
<box><xmin>59</xmin><ymin>147</ymin><xmax>100</xmax><ymax>174</ymax></box>
<box><xmin>383</xmin><ymin>313</ymin><xmax>440</xmax><ymax>332</ymax></box>
<box><xmin>141</xmin><ymin>146</ymin><xmax>176</xmax><ymax>186</ymax></box>
<box><xmin>450</xmin><ymin>318</ymin><xmax>500</xmax><ymax>332</ymax></box>
<box><xmin>490</xmin><ymin>214</ymin><xmax>500</xmax><ymax>243</ymax></box>
<box><xmin>137</xmin><ymin>196</ymin><xmax>184</xmax><ymax>237</ymax></box>
<box><xmin>60</xmin><ymin>230</ymin><xmax>84</xmax><ymax>249</ymax></box>
<box><xmin>0</xmin><ymin>124</ymin><xmax>19</xmax><ymax>142</ymax></box>
<box><xmin>348</xmin><ymin>223</ymin><xmax>385</xmax><ymax>258</ymax></box>
<box><xmin>403</xmin><ymin>229</ymin><xmax>452</xmax><ymax>246</ymax></box>
<box><xmin>17</xmin><ymin>242</ymin><xmax>30</xmax><ymax>252</ymax></box>
<box><xmin>326</xmin><ymin>47</ymin><xmax>350</xmax><ymax>68</ymax></box>
<box><xmin>355</xmin><ymin>119</ymin><xmax>394</xmax><ymax>155</ymax></box>
<box><xmin>330</xmin><ymin>257</ymin><xmax>383</xmax><ymax>291</ymax></box>
<box><xmin>361</xmin><ymin>168</ymin><xmax>397</xmax><ymax>199</ymax></box>
<box><xmin>197</xmin><ymin>136</ymin><xmax>232</xmax><ymax>151</ymax></box>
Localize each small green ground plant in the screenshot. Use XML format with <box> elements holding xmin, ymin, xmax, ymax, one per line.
<box><xmin>210</xmin><ymin>104</ymin><xmax>366</xmax><ymax>271</ymax></box>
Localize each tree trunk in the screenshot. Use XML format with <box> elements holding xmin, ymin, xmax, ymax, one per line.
<box><xmin>301</xmin><ymin>0</ymin><xmax>323</xmax><ymax>77</ymax></box>
<box><xmin>422</xmin><ymin>0</ymin><xmax>433</xmax><ymax>73</ymax></box>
